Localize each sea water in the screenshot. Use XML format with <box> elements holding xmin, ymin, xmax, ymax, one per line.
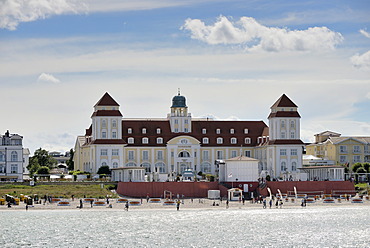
<box><xmin>0</xmin><ymin>207</ymin><xmax>369</xmax><ymax>247</ymax></box>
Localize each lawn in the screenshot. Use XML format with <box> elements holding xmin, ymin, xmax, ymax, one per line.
<box><xmin>0</xmin><ymin>184</ymin><xmax>118</xmax><ymax>199</ymax></box>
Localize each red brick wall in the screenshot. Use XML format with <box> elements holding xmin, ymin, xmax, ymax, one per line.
<box><xmin>263</xmin><ymin>181</ymin><xmax>355</xmax><ymax>196</ymax></box>
<box><xmin>117</xmin><ymin>182</ymin><xmax>220</xmax><ymax>198</ymax></box>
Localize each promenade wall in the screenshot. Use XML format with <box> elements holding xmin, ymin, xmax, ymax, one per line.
<box><xmin>259</xmin><ymin>181</ymin><xmax>355</xmax><ymax>196</ymax></box>
<box><xmin>117</xmin><ymin>181</ymin><xmax>259</xmax><ymax>198</ymax></box>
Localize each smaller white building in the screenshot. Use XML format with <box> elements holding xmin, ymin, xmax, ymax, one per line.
<box><xmin>0</xmin><ymin>130</ymin><xmax>29</xmax><ymax>182</ymax></box>
<box><xmin>299</xmin><ymin>165</ymin><xmax>345</xmax><ymax>181</ymax></box>
<box><xmin>219</xmin><ymin>156</ymin><xmax>259</xmax><ymax>182</ymax></box>
<box><xmin>111</xmin><ymin>167</ymin><xmax>145</xmax><ymax>182</ymax></box>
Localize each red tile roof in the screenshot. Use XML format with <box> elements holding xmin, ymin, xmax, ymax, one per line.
<box><xmin>268</xmin><ymin>111</ymin><xmax>301</xmax><ymax>118</ymax></box>
<box><xmin>90</xmin><ymin>139</ymin><xmax>126</xmax><ymax>145</ymax></box>
<box><xmin>94</xmin><ymin>92</ymin><xmax>120</xmax><ymax>107</ymax></box>
<box><xmin>271</xmin><ymin>94</ymin><xmax>297</xmax><ymax>108</ymax></box>
<box><xmin>120</xmin><ymin>119</ymin><xmax>268</xmax><ymax>147</ymax></box>
<box><xmin>91</xmin><ymin>110</ymin><xmax>123</xmax><ymax>117</ymax></box>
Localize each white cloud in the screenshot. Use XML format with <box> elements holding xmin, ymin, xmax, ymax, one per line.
<box><xmin>0</xmin><ymin>0</ymin><xmax>86</xmax><ymax>30</ymax></box>
<box><xmin>181</xmin><ymin>16</ymin><xmax>343</xmax><ymax>52</ymax></box>
<box><xmin>360</xmin><ymin>29</ymin><xmax>370</xmax><ymax>39</ymax></box>
<box><xmin>351</xmin><ymin>50</ymin><xmax>370</xmax><ymax>70</ymax></box>
<box><xmin>37</xmin><ymin>73</ymin><xmax>61</xmax><ymax>83</ymax></box>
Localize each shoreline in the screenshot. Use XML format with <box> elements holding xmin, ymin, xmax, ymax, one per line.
<box><xmin>1</xmin><ymin>197</ymin><xmax>369</xmax><ymax>211</ymax></box>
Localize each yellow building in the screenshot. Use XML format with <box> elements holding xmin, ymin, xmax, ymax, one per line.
<box><xmin>306</xmin><ymin>131</ymin><xmax>370</xmax><ymax>167</ymax></box>
<box><xmin>74</xmin><ymin>92</ymin><xmax>304</xmax><ymax>181</ymax></box>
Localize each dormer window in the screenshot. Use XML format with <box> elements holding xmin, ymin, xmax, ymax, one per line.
<box><xmin>216</xmin><ymin>129</ymin><xmax>221</xmax><ymax>134</ymax></box>
<box><xmin>142</xmin><ymin>128</ymin><xmax>147</xmax><ymax>134</ymax></box>
<box><xmin>245</xmin><ymin>138</ymin><xmax>251</xmax><ymax>144</ymax></box>
<box><xmin>156</xmin><ymin>128</ymin><xmax>161</xmax><ymax>134</ymax></box>
<box><xmin>244</xmin><ymin>129</ymin><xmax>248</xmax><ymax>134</ymax></box>
<box><xmin>157</xmin><ymin>137</ymin><xmax>163</xmax><ymax>144</ymax></box>
<box><xmin>231</xmin><ymin>138</ymin><xmax>237</xmax><ymax>144</ymax></box>
<box><xmin>128</xmin><ymin>128</ymin><xmax>132</xmax><ymax>134</ymax></box>
<box><xmin>202</xmin><ymin>137</ymin><xmax>209</xmax><ymax>144</ymax></box>
<box><xmin>202</xmin><ymin>128</ymin><xmax>207</xmax><ymax>134</ymax></box>
<box><xmin>142</xmin><ymin>137</ymin><xmax>149</xmax><ymax>144</ymax></box>
<box><xmin>217</xmin><ymin>137</ymin><xmax>223</xmax><ymax>144</ymax></box>
<box><xmin>230</xmin><ymin>129</ymin><xmax>234</xmax><ymax>134</ymax></box>
<box><xmin>128</xmin><ymin>137</ymin><xmax>134</xmax><ymax>144</ymax></box>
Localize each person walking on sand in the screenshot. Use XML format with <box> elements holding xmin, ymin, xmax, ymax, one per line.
<box><xmin>263</xmin><ymin>199</ymin><xmax>266</xmax><ymax>209</ymax></box>
<box><xmin>125</xmin><ymin>201</ymin><xmax>129</xmax><ymax>211</ymax></box>
<box><xmin>176</xmin><ymin>199</ymin><xmax>181</xmax><ymax>211</ymax></box>
<box><xmin>269</xmin><ymin>199</ymin><xmax>272</xmax><ymax>209</ymax></box>
<box><xmin>226</xmin><ymin>199</ymin><xmax>229</xmax><ymax>209</ymax></box>
<box><xmin>26</xmin><ymin>204</ymin><xmax>28</xmax><ymax>211</ymax></box>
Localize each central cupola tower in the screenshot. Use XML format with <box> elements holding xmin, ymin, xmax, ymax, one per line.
<box><xmin>168</xmin><ymin>90</ymin><xmax>192</xmax><ymax>133</ymax></box>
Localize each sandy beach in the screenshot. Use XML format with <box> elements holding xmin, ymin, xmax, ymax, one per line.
<box><xmin>1</xmin><ymin>197</ymin><xmax>369</xmax><ymax>211</ymax></box>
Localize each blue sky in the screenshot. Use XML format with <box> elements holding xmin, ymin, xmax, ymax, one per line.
<box><xmin>0</xmin><ymin>0</ymin><xmax>370</xmax><ymax>154</ymax></box>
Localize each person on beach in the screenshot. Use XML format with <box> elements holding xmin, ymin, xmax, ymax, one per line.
<box><xmin>176</xmin><ymin>200</ymin><xmax>181</xmax><ymax>211</ymax></box>
<box><xmin>79</xmin><ymin>199</ymin><xmax>83</xmax><ymax>208</ymax></box>
<box><xmin>26</xmin><ymin>204</ymin><xmax>28</xmax><ymax>211</ymax></box>
<box><xmin>279</xmin><ymin>199</ymin><xmax>283</xmax><ymax>208</ymax></box>
<box><xmin>226</xmin><ymin>199</ymin><xmax>229</xmax><ymax>209</ymax></box>
<box><xmin>125</xmin><ymin>201</ymin><xmax>129</xmax><ymax>211</ymax></box>
<box><xmin>275</xmin><ymin>200</ymin><xmax>279</xmax><ymax>208</ymax></box>
<box><xmin>90</xmin><ymin>200</ymin><xmax>93</xmax><ymax>208</ymax></box>
<box><xmin>263</xmin><ymin>199</ymin><xmax>266</xmax><ymax>209</ymax></box>
<box><xmin>269</xmin><ymin>199</ymin><xmax>272</xmax><ymax>208</ymax></box>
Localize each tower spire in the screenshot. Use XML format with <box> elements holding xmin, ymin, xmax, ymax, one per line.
<box><xmin>178</xmin><ymin>88</ymin><xmax>180</xmax><ymax>96</ymax></box>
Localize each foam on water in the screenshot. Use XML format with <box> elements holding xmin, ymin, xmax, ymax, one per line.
<box><xmin>1</xmin><ymin>207</ymin><xmax>369</xmax><ymax>247</ymax></box>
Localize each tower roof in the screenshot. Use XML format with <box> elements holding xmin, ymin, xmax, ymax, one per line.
<box><xmin>171</xmin><ymin>91</ymin><xmax>187</xmax><ymax>108</ymax></box>
<box><xmin>271</xmin><ymin>94</ymin><xmax>297</xmax><ymax>108</ymax></box>
<box><xmin>94</xmin><ymin>92</ymin><xmax>119</xmax><ymax>107</ymax></box>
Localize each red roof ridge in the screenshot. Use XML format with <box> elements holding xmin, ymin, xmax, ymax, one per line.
<box><xmin>271</xmin><ymin>94</ymin><xmax>297</xmax><ymax>108</ymax></box>
<box><xmin>94</xmin><ymin>92</ymin><xmax>120</xmax><ymax>107</ymax></box>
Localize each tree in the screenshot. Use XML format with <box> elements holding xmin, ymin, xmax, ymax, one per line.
<box><xmin>27</xmin><ymin>148</ymin><xmax>57</xmax><ymax>176</ymax></box>
<box><xmin>351</xmin><ymin>163</ymin><xmax>363</xmax><ymax>173</ymax></box>
<box><xmin>97</xmin><ymin>165</ymin><xmax>111</xmax><ymax>175</ymax></box>
<box><xmin>37</xmin><ymin>166</ymin><xmax>50</xmax><ymax>175</ymax></box>
<box><xmin>66</xmin><ymin>148</ymin><xmax>74</xmax><ymax>171</ymax></box>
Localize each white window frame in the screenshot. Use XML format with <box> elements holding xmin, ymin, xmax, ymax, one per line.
<box><xmin>244</xmin><ymin>129</ymin><xmax>249</xmax><ymax>134</ymax></box>
<box><xmin>101</xmin><ymin>149</ymin><xmax>108</xmax><ymax>156</ymax></box>
<box><xmin>202</xmin><ymin>137</ymin><xmax>209</xmax><ymax>144</ymax></box>
<box><xmin>112</xmin><ymin>149</ymin><xmax>119</xmax><ymax>156</ymax></box>
<box><xmin>280</xmin><ymin>149</ymin><xmax>287</xmax><ymax>156</ymax></box>
<box><xmin>128</xmin><ymin>151</ymin><xmax>135</xmax><ymax>160</ymax></box>
<box><xmin>156</xmin><ymin>128</ymin><xmax>161</xmax><ymax>134</ymax></box>
<box><xmin>142</xmin><ymin>137</ymin><xmax>149</xmax><ymax>144</ymax></box>
<box><xmin>216</xmin><ymin>129</ymin><xmax>221</xmax><ymax>134</ymax></box>
<box><xmin>231</xmin><ymin>138</ymin><xmax>237</xmax><ymax>144</ymax></box>
<box><xmin>142</xmin><ymin>128</ymin><xmax>147</xmax><ymax>134</ymax></box>
<box><xmin>230</xmin><ymin>129</ymin><xmax>234</xmax><ymax>134</ymax></box>
<box><xmin>291</xmin><ymin>149</ymin><xmax>297</xmax><ymax>156</ymax></box>
<box><xmin>128</xmin><ymin>128</ymin><xmax>132</xmax><ymax>134</ymax></box>
<box><xmin>128</xmin><ymin>137</ymin><xmax>134</xmax><ymax>144</ymax></box>
<box><xmin>202</xmin><ymin>128</ymin><xmax>207</xmax><ymax>134</ymax></box>
<box><xmin>244</xmin><ymin>138</ymin><xmax>251</xmax><ymax>144</ymax></box>
<box><xmin>157</xmin><ymin>137</ymin><xmax>163</xmax><ymax>144</ymax></box>
<box><xmin>216</xmin><ymin>137</ymin><xmax>223</xmax><ymax>144</ymax></box>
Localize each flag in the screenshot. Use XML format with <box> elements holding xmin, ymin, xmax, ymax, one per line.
<box><xmin>228</xmin><ymin>172</ymin><xmax>232</xmax><ymax>178</ymax></box>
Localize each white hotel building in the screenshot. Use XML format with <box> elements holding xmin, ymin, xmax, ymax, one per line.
<box><xmin>0</xmin><ymin>130</ymin><xmax>29</xmax><ymax>182</ymax></box>
<box><xmin>74</xmin><ymin>92</ymin><xmax>304</xmax><ymax>182</ymax></box>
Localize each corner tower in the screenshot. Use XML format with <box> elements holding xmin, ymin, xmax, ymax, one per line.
<box><xmin>168</xmin><ymin>90</ymin><xmax>192</xmax><ymax>133</ymax></box>
<box><xmin>91</xmin><ymin>92</ymin><xmax>123</xmax><ymax>141</ymax></box>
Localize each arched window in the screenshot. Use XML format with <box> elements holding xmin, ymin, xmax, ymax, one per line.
<box><xmin>202</xmin><ymin>137</ymin><xmax>209</xmax><ymax>144</ymax></box>
<box><xmin>217</xmin><ymin>137</ymin><xmax>223</xmax><ymax>144</ymax></box>
<box><xmin>292</xmin><ymin>162</ymin><xmax>297</xmax><ymax>171</ymax></box>
<box><xmin>281</xmin><ymin>162</ymin><xmax>287</xmax><ymax>171</ymax></box>
<box><xmin>200</xmin><ymin>162</ymin><xmax>211</xmax><ymax>173</ymax></box>
<box><xmin>11</xmin><ymin>151</ymin><xmax>18</xmax><ymax>162</ymax></box>
<box><xmin>142</xmin><ymin>137</ymin><xmax>149</xmax><ymax>144</ymax></box>
<box><xmin>141</xmin><ymin>162</ymin><xmax>151</xmax><ymax>173</ymax></box>
<box><xmin>230</xmin><ymin>137</ymin><xmax>237</xmax><ymax>144</ymax></box>
<box><xmin>0</xmin><ymin>152</ymin><xmax>4</xmax><ymax>162</ymax></box>
<box><xmin>245</xmin><ymin>138</ymin><xmax>251</xmax><ymax>144</ymax></box>
<box><xmin>113</xmin><ymin>162</ymin><xmax>118</xmax><ymax>168</ymax></box>
<box><xmin>128</xmin><ymin>137</ymin><xmax>134</xmax><ymax>144</ymax></box>
<box><xmin>102</xmin><ymin>119</ymin><xmax>106</xmax><ymax>128</ymax></box>
<box><xmin>112</xmin><ymin>120</ymin><xmax>117</xmax><ymax>128</ymax></box>
<box><xmin>102</xmin><ymin>162</ymin><xmax>107</xmax><ymax>166</ymax></box>
<box><xmin>155</xmin><ymin>162</ymin><xmax>166</xmax><ymax>173</ymax></box>
<box><xmin>126</xmin><ymin>162</ymin><xmax>137</xmax><ymax>167</ymax></box>
<box><xmin>178</xmin><ymin>151</ymin><xmax>190</xmax><ymax>157</ymax></box>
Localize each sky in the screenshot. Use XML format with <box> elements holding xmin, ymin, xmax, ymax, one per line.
<box><xmin>1</xmin><ymin>0</ymin><xmax>370</xmax><ymax>155</ymax></box>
